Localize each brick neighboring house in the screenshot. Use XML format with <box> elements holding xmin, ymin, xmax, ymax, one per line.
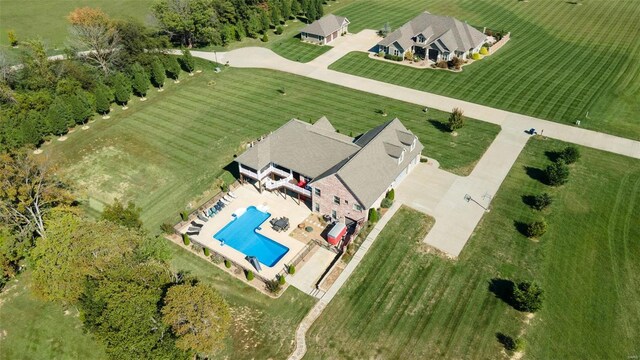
<box><xmin>235</xmin><ymin>117</ymin><xmax>423</xmax><ymax>226</ymax></box>
<box><xmin>300</xmin><ymin>14</ymin><xmax>350</xmax><ymax>45</ymax></box>
<box><xmin>377</xmin><ymin>12</ymin><xmax>487</xmax><ymax>62</ymax></box>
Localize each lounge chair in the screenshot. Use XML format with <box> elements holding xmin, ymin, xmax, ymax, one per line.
<box><xmin>187</xmin><ymin>226</ymin><xmax>200</xmax><ymax>233</ymax></box>
<box><xmin>270</xmin><ymin>218</ymin><xmax>277</xmax><ymax>226</ymax></box>
<box><xmin>191</xmin><ymin>221</ymin><xmax>204</xmax><ymax>228</ymax></box>
<box><xmin>228</xmin><ymin>191</ymin><xmax>237</xmax><ymax>198</ymax></box>
<box><xmin>217</xmin><ymin>200</ymin><xmax>225</xmax><ymax>208</ymax></box>
<box><xmin>186</xmin><ymin>230</ymin><xmax>200</xmax><ymax>236</ymax></box>
<box><xmin>220</xmin><ymin>197</ymin><xmax>230</xmax><ymax>205</ymax></box>
<box><xmin>223</xmin><ymin>195</ymin><xmax>233</xmax><ymax>203</ymax></box>
<box><xmin>197</xmin><ymin>213</ymin><xmax>208</xmax><ymax>222</ymax></box>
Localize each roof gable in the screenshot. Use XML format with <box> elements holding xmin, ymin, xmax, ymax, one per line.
<box><xmin>301</xmin><ymin>14</ymin><xmax>349</xmax><ymax>37</ymax></box>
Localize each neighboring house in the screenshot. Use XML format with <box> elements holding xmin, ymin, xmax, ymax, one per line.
<box><xmin>300</xmin><ymin>14</ymin><xmax>350</xmax><ymax>45</ymax></box>
<box><xmin>377</xmin><ymin>12</ymin><xmax>487</xmax><ymax>62</ymax></box>
<box><xmin>235</xmin><ymin>117</ymin><xmax>423</xmax><ymax>226</ymax></box>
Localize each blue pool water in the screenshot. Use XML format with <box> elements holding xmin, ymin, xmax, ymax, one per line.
<box><xmin>214</xmin><ymin>206</ymin><xmax>289</xmax><ymax>267</ymax></box>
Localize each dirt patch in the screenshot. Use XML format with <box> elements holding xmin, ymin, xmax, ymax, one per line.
<box><xmin>318</xmin><ymin>260</ymin><xmax>346</xmax><ymax>290</ymax></box>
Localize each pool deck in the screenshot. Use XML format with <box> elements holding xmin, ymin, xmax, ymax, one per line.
<box><xmin>181</xmin><ymin>184</ymin><xmax>312</xmax><ymax>279</ymax></box>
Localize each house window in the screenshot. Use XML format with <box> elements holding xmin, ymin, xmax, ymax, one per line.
<box><xmin>315</xmin><ymin>188</ymin><xmax>321</xmax><ymax>197</ymax></box>
<box><xmin>333</xmin><ymin>196</ymin><xmax>340</xmax><ymax>205</ymax></box>
<box><xmin>345</xmin><ymin>199</ymin><xmax>349</xmax><ymax>205</ymax></box>
<box><xmin>353</xmin><ymin>204</ymin><xmax>362</xmax><ymax>211</ymax></box>
<box><xmin>398</xmin><ymin>150</ymin><xmax>405</xmax><ymax>164</ymax></box>
<box><xmin>411</xmin><ymin>138</ymin><xmax>416</xmax><ymax>151</ymax></box>
<box><xmin>315</xmin><ymin>203</ymin><xmax>320</xmax><ymax>212</ymax></box>
<box><xmin>331</xmin><ymin>210</ymin><xmax>337</xmax><ymax>219</ymax></box>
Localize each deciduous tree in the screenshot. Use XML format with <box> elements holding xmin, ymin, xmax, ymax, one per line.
<box><xmin>162</xmin><ymin>282</ymin><xmax>231</xmax><ymax>355</ymax></box>
<box><xmin>67</xmin><ymin>7</ymin><xmax>121</xmax><ymax>75</ymax></box>
<box><xmin>101</xmin><ymin>199</ymin><xmax>143</xmax><ymax>230</ymax></box>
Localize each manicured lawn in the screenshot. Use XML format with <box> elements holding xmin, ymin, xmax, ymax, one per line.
<box><xmin>270</xmin><ymin>35</ymin><xmax>331</xmax><ymax>63</ymax></box>
<box><xmin>305</xmin><ymin>139</ymin><xmax>640</xmax><ymax>359</ymax></box>
<box><xmin>42</xmin><ymin>59</ymin><xmax>498</xmax><ymax>233</ymax></box>
<box><xmin>0</xmin><ymin>0</ymin><xmax>153</xmax><ymax>51</ymax></box>
<box><xmin>0</xmin><ymin>273</ymin><xmax>108</xmax><ymax>360</ymax></box>
<box><xmin>331</xmin><ymin>0</ymin><xmax>640</xmax><ymax>139</ymax></box>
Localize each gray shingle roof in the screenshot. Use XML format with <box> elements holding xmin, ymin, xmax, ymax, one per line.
<box><xmin>378</xmin><ymin>12</ymin><xmax>486</xmax><ymax>53</ymax></box>
<box><xmin>318</xmin><ymin>118</ymin><xmax>423</xmax><ymax>208</ymax></box>
<box><xmin>300</xmin><ymin>14</ymin><xmax>349</xmax><ymax>37</ymax></box>
<box><xmin>235</xmin><ymin>118</ymin><xmax>359</xmax><ymax>178</ymax></box>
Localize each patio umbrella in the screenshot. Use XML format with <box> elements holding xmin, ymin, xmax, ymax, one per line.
<box><xmin>246</xmin><ymin>255</ymin><xmax>262</xmax><ymax>272</ymax></box>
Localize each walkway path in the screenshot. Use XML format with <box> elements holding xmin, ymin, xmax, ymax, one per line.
<box><xmin>288</xmin><ymin>203</ymin><xmax>401</xmax><ymax>360</ymax></box>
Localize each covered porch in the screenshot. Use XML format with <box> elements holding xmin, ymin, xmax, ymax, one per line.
<box><xmin>239</xmin><ymin>162</ymin><xmax>312</xmax><ymax>202</ymax></box>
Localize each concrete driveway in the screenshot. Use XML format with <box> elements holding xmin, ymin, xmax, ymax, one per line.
<box><xmin>396</xmin><ymin>161</ymin><xmax>458</xmax><ymax>215</ymax></box>
<box><xmin>308</xmin><ymin>30</ymin><xmax>381</xmax><ymax>68</ymax></box>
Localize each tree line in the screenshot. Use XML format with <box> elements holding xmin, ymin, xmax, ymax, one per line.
<box><xmin>152</xmin><ymin>0</ymin><xmax>325</xmax><ymax>47</ymax></box>
<box><xmin>0</xmin><ymin>7</ymin><xmax>198</xmax><ymax>153</ymax></box>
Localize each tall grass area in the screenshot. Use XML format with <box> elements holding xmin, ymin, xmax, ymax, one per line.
<box><xmin>42</xmin><ymin>60</ymin><xmax>498</xmax><ymax>233</ymax></box>
<box><xmin>306</xmin><ymin>139</ymin><xmax>640</xmax><ymax>359</ymax></box>
<box><xmin>331</xmin><ymin>0</ymin><xmax>640</xmax><ymax>139</ymax></box>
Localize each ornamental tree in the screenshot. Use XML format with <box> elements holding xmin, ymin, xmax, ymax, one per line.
<box><xmin>150</xmin><ymin>58</ymin><xmax>166</xmax><ymax>88</ymax></box>
<box><xmin>94</xmin><ymin>82</ymin><xmax>112</xmax><ymax>115</ymax></box>
<box><xmin>112</xmin><ymin>72</ymin><xmax>131</xmax><ymax>105</ymax></box>
<box><xmin>130</xmin><ymin>62</ymin><xmax>150</xmax><ymax>98</ymax></box>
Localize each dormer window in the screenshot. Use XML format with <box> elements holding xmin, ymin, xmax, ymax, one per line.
<box><xmin>410</xmin><ymin>138</ymin><xmax>416</xmax><ymax>151</ymax></box>
<box><xmin>398</xmin><ymin>150</ymin><xmax>405</xmax><ymax>164</ymax></box>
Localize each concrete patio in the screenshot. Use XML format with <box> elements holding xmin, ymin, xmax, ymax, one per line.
<box><xmin>180</xmin><ymin>184</ymin><xmax>311</xmax><ymax>279</ymax></box>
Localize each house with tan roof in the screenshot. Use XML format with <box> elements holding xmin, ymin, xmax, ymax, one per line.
<box><xmin>300</xmin><ymin>14</ymin><xmax>350</xmax><ymax>45</ymax></box>
<box><xmin>377</xmin><ymin>12</ymin><xmax>487</xmax><ymax>62</ymax></box>
<box><xmin>235</xmin><ymin>117</ymin><xmax>423</xmax><ymax>224</ymax></box>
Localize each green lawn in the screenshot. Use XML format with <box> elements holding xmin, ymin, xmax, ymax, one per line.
<box><xmin>270</xmin><ymin>35</ymin><xmax>331</xmax><ymax>63</ymax></box>
<box><xmin>0</xmin><ymin>242</ymin><xmax>315</xmax><ymax>360</ymax></box>
<box><xmin>330</xmin><ymin>0</ymin><xmax>640</xmax><ymax>139</ymax></box>
<box><xmin>0</xmin><ymin>0</ymin><xmax>153</xmax><ymax>51</ymax></box>
<box><xmin>305</xmin><ymin>139</ymin><xmax>640</xmax><ymax>359</ymax></box>
<box><xmin>42</xmin><ymin>59</ymin><xmax>498</xmax><ymax>233</ymax></box>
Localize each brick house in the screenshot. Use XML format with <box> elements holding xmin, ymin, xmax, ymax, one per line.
<box><xmin>235</xmin><ymin>117</ymin><xmax>423</xmax><ymax>226</ymax></box>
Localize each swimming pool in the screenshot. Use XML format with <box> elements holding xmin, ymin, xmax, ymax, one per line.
<box><xmin>213</xmin><ymin>206</ymin><xmax>289</xmax><ymax>267</ymax></box>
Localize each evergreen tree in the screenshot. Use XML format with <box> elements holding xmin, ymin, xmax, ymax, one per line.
<box><xmin>163</xmin><ymin>56</ymin><xmax>181</xmax><ymax>81</ymax></box>
<box><xmin>130</xmin><ymin>62</ymin><xmax>150</xmax><ymax>98</ymax></box>
<box><xmin>181</xmin><ymin>49</ymin><xmax>195</xmax><ymax>73</ymax></box>
<box><xmin>46</xmin><ymin>97</ymin><xmax>72</xmax><ymax>136</ymax></box>
<box><xmin>21</xmin><ymin>111</ymin><xmax>43</xmax><ymax>147</ymax></box>
<box><xmin>94</xmin><ymin>83</ymin><xmax>112</xmax><ymax>115</ymax></box>
<box><xmin>71</xmin><ymin>90</ymin><xmax>94</xmax><ymax>125</ymax></box>
<box><xmin>150</xmin><ymin>58</ymin><xmax>166</xmax><ymax>88</ymax></box>
<box><xmin>260</xmin><ymin>10</ymin><xmax>270</xmax><ymax>32</ymax></box>
<box><xmin>270</xmin><ymin>5</ymin><xmax>282</xmax><ymax>26</ymax></box>
<box><xmin>113</xmin><ymin>72</ymin><xmax>131</xmax><ymax>106</ymax></box>
<box><xmin>314</xmin><ymin>0</ymin><xmax>323</xmax><ymax>20</ymax></box>
<box><xmin>291</xmin><ymin>0</ymin><xmax>302</xmax><ymax>16</ymax></box>
<box><xmin>281</xmin><ymin>0</ymin><xmax>293</xmax><ymax>20</ymax></box>
<box><xmin>306</xmin><ymin>0</ymin><xmax>317</xmax><ymax>22</ymax></box>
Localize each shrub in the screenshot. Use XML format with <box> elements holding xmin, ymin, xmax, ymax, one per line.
<box><xmin>380</xmin><ymin>197</ymin><xmax>393</xmax><ymax>209</ymax></box>
<box><xmin>278</xmin><ymin>275</ymin><xmax>286</xmax><ymax>285</ymax></box>
<box><xmin>386</xmin><ymin>189</ymin><xmax>395</xmax><ymax>201</ymax></box>
<box><xmin>182</xmin><ymin>233</ymin><xmax>190</xmax><ymax>245</ymax></box>
<box><xmin>203</xmin><ymin>247</ymin><xmax>210</xmax><ymax>256</ymax></box>
<box><xmin>224</xmin><ymin>259</ymin><xmax>232</xmax><ymax>268</ymax></box>
<box><xmin>472</xmin><ymin>52</ymin><xmax>482</xmax><ymax>60</ymax></box>
<box><xmin>246</xmin><ymin>270</ymin><xmax>254</xmax><ymax>281</ymax></box>
<box><xmin>404</xmin><ymin>51</ymin><xmax>414</xmax><ymax>61</ymax></box>
<box><xmin>274</xmin><ymin>25</ymin><xmax>283</xmax><ymax>35</ymax></box>
<box><xmin>191</xmin><ymin>243</ymin><xmax>203</xmax><ymax>252</ymax></box>
<box><xmin>531</xmin><ymin>193</ymin><xmax>553</xmax><ymax>211</ymax></box>
<box><xmin>525</xmin><ymin>220</ymin><xmax>547</xmax><ymax>238</ymax></box>
<box><xmin>288</xmin><ymin>264</ymin><xmax>296</xmax><ymax>275</ymax></box>
<box><xmin>545</xmin><ymin>161</ymin><xmax>570</xmax><ymax>186</ymax></box>
<box><xmin>513</xmin><ymin>281</ymin><xmax>544</xmax><ymax>312</ymax></box>
<box><xmin>559</xmin><ymin>146</ymin><xmax>581</xmax><ymax>164</ymax></box>
<box><xmin>265</xmin><ymin>279</ymin><xmax>282</xmax><ymax>293</ymax></box>
<box><xmin>448</xmin><ymin>107</ymin><xmax>465</xmax><ymax>131</ymax></box>
<box><xmin>378</xmin><ymin>50</ymin><xmax>385</xmax><ymax>57</ymax></box>
<box><xmin>499</xmin><ymin>334</ymin><xmax>525</xmax><ymax>352</ymax></box>
<box><xmin>160</xmin><ymin>222</ymin><xmax>174</xmax><ymax>234</ymax></box>
<box><xmin>261</xmin><ymin>33</ymin><xmax>269</xmax><ymax>42</ymax></box>
<box><xmin>383</xmin><ymin>53</ymin><xmax>403</xmax><ymax>61</ymax></box>
<box><xmin>436</xmin><ymin>60</ymin><xmax>448</xmax><ymax>69</ymax></box>
<box><xmin>210</xmin><ymin>253</ymin><xmax>224</xmax><ymax>264</ymax></box>
<box><xmin>180</xmin><ymin>211</ymin><xmax>189</xmax><ymax>221</ymax></box>
<box><xmin>368</xmin><ymin>208</ymin><xmax>379</xmax><ymax>223</ymax></box>
<box><xmin>452</xmin><ymin>57</ymin><xmax>465</xmax><ymax>69</ymax></box>
<box><xmin>480</xmin><ymin>46</ymin><xmax>489</xmax><ymax>55</ymax></box>
<box><xmin>8</xmin><ymin>30</ymin><xmax>18</xmax><ymax>47</ymax></box>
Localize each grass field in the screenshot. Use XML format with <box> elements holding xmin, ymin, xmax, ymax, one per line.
<box><xmin>330</xmin><ymin>0</ymin><xmax>640</xmax><ymax>139</ymax></box>
<box><xmin>305</xmin><ymin>139</ymin><xmax>640</xmax><ymax>359</ymax></box>
<box><xmin>269</xmin><ymin>35</ymin><xmax>331</xmax><ymax>63</ymax></box>
<box><xmin>42</xmin><ymin>59</ymin><xmax>498</xmax><ymax>233</ymax></box>
<box><xmin>0</xmin><ymin>242</ymin><xmax>315</xmax><ymax>360</ymax></box>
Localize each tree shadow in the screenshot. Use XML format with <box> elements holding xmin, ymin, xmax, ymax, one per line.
<box><xmin>524</xmin><ymin>166</ymin><xmax>546</xmax><ymax>184</ymax></box>
<box><xmin>427</xmin><ymin>119</ymin><xmax>450</xmax><ymax>133</ymax></box>
<box><xmin>513</xmin><ymin>220</ymin><xmax>530</xmax><ymax>237</ymax></box>
<box><xmin>488</xmin><ymin>278</ymin><xmax>515</xmax><ymax>306</ymax></box>
<box><xmin>544</xmin><ymin>150</ymin><xmax>562</xmax><ymax>163</ymax></box>
<box><xmin>496</xmin><ymin>332</ymin><xmax>516</xmax><ymax>351</ymax></box>
<box><xmin>521</xmin><ymin>194</ymin><xmax>536</xmax><ymax>208</ymax></box>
